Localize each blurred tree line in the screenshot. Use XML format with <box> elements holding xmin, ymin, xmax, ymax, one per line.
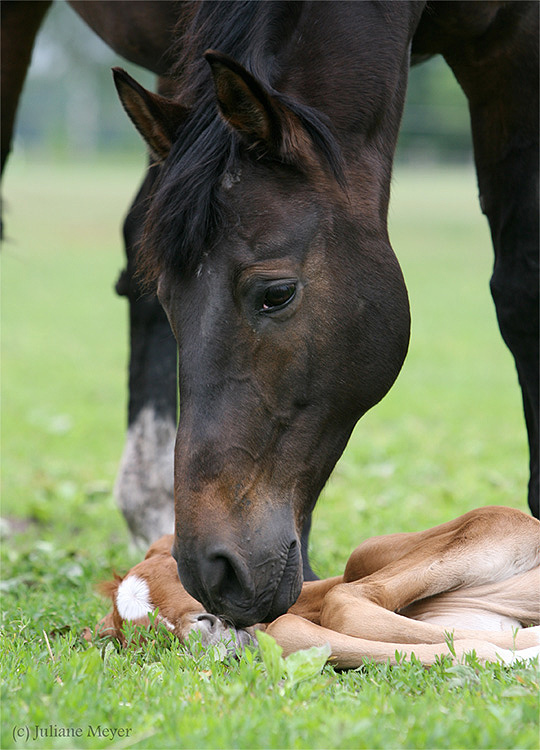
<box><xmin>13</xmin><ymin>1</ymin><xmax>473</xmax><ymax>163</ymax></box>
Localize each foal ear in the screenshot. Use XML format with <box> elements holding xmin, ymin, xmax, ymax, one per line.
<box><xmin>112</xmin><ymin>68</ymin><xmax>187</xmax><ymax>160</ymax></box>
<box><xmin>204</xmin><ymin>50</ymin><xmax>292</xmax><ymax>155</ymax></box>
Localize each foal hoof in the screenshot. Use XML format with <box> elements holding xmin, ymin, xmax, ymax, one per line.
<box><xmin>187</xmin><ymin>612</ymin><xmax>256</xmax><ymax>656</ymax></box>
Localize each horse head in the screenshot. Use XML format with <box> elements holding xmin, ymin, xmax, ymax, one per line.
<box><xmin>113</xmin><ymin>46</ymin><xmax>410</xmax><ymax>626</ymax></box>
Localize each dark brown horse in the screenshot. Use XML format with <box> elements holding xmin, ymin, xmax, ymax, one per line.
<box><xmin>2</xmin><ymin>2</ymin><xmax>538</xmax><ymax>627</ymax></box>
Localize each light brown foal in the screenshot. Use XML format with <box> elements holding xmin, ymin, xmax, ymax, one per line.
<box><xmin>96</xmin><ymin>506</ymin><xmax>540</xmax><ymax>666</ymax></box>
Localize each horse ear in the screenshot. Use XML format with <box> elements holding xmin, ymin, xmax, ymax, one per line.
<box><xmin>112</xmin><ymin>67</ymin><xmax>187</xmax><ymax>160</ymax></box>
<box><xmin>204</xmin><ymin>50</ymin><xmax>287</xmax><ymax>152</ymax></box>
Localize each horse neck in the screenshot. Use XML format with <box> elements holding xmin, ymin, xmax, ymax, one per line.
<box><xmin>272</xmin><ymin>3</ymin><xmax>419</xmax><ymax>215</ymax></box>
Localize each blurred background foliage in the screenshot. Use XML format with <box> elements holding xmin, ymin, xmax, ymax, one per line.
<box><xmin>13</xmin><ymin>1</ymin><xmax>473</xmax><ymax>163</ymax></box>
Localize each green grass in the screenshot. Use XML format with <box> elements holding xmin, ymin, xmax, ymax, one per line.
<box><xmin>1</xmin><ymin>156</ymin><xmax>537</xmax><ymax>750</ymax></box>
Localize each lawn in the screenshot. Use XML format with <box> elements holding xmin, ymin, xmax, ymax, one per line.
<box><xmin>1</xmin><ymin>155</ymin><xmax>537</xmax><ymax>750</ymax></box>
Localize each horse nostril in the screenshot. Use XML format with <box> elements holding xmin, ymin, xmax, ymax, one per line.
<box><xmin>211</xmin><ymin>556</ymin><xmax>235</xmax><ymax>595</ymax></box>
<box><xmin>177</xmin><ymin>533</ymin><xmax>301</xmax><ymax>627</ymax></box>
<box><xmin>206</xmin><ymin>552</ymin><xmax>252</xmax><ymax>603</ymax></box>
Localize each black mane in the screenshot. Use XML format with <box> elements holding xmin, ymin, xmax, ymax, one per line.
<box><xmin>140</xmin><ymin>1</ymin><xmax>345</xmax><ymax>284</ymax></box>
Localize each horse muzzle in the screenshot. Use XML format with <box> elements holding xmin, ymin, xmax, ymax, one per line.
<box><xmin>174</xmin><ymin>530</ymin><xmax>303</xmax><ymax>627</ymax></box>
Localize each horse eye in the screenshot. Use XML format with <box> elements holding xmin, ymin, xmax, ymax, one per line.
<box><xmin>261</xmin><ymin>283</ymin><xmax>296</xmax><ymax>311</ymax></box>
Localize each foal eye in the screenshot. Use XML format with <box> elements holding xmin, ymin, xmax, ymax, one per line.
<box><xmin>261</xmin><ymin>283</ymin><xmax>296</xmax><ymax>312</ymax></box>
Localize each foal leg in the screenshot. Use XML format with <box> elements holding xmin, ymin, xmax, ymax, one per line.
<box><xmin>320</xmin><ymin>507</ymin><xmax>540</xmax><ymax>649</ymax></box>
<box><xmin>266</xmin><ymin>614</ymin><xmax>538</xmax><ymax>668</ymax></box>
<box><xmin>115</xmin><ymin>162</ymin><xmax>177</xmax><ymax>546</ymax></box>
<box><xmin>341</xmin><ymin>517</ymin><xmax>475</xmax><ymax>582</ymax></box>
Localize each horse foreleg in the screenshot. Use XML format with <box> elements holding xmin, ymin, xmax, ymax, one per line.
<box><xmin>442</xmin><ymin>3</ymin><xmax>539</xmax><ymax>519</ymax></box>
<box><xmin>299</xmin><ymin>511</ymin><xmax>319</xmax><ymax>581</ymax></box>
<box><xmin>115</xmin><ymin>163</ymin><xmax>177</xmax><ymax>547</ymax></box>
<box><xmin>482</xmin><ymin>145</ymin><xmax>539</xmax><ymax>519</ymax></box>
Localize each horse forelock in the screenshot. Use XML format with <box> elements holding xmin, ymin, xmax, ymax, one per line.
<box><xmin>137</xmin><ymin>1</ymin><xmax>346</xmax><ymax>286</ymax></box>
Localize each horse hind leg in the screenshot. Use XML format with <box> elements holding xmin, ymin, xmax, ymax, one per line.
<box><xmin>1</xmin><ymin>1</ymin><xmax>53</xmax><ymax>175</ymax></box>
<box><xmin>1</xmin><ymin>1</ymin><xmax>53</xmax><ymax>238</ymax></box>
